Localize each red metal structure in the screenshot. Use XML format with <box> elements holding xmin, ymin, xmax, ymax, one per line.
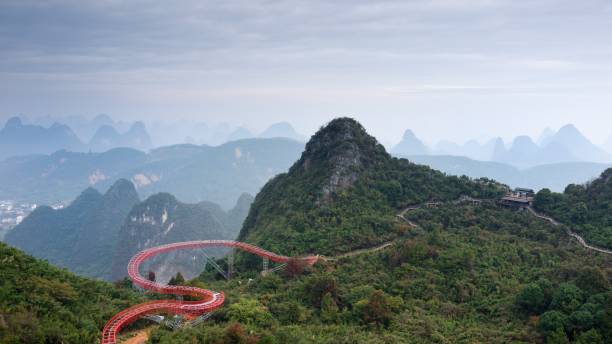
<box><xmin>101</xmin><ymin>240</ymin><xmax>318</xmax><ymax>344</ymax></box>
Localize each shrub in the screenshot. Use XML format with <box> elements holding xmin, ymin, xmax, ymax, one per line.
<box><xmin>538</xmin><ymin>311</ymin><xmax>568</xmax><ymax>335</ymax></box>
<box><xmin>550</xmin><ymin>283</ymin><xmax>583</xmax><ymax>314</ymax></box>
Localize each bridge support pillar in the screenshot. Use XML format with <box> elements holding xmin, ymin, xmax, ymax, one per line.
<box><xmin>227</xmin><ymin>249</ymin><xmax>234</xmax><ymax>279</ymax></box>
<box><xmin>262</xmin><ymin>257</ymin><xmax>269</xmax><ymax>276</ymax></box>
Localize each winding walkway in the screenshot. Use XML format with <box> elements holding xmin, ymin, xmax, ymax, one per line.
<box><xmin>101</xmin><ymin>240</ymin><xmax>318</xmax><ymax>344</ymax></box>
<box><xmin>396</xmin><ymin>197</ymin><xmax>611</xmax><ymax>255</ymax></box>
<box><xmin>526</xmin><ymin>207</ymin><xmax>612</xmax><ymax>255</ymax></box>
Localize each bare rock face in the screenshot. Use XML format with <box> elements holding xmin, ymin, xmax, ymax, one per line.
<box><xmin>110</xmin><ymin>192</ymin><xmax>252</xmax><ymax>282</ymax></box>
<box><xmin>296</xmin><ymin>117</ymin><xmax>388</xmax><ymax>201</ymax></box>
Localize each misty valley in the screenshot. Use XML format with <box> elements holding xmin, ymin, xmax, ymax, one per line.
<box><xmin>0</xmin><ymin>117</ymin><xmax>610</xmax><ymax>344</ymax></box>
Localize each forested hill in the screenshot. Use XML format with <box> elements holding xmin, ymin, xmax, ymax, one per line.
<box><xmin>5</xmin><ymin>179</ymin><xmax>140</xmax><ymax>280</ymax></box>
<box><xmin>534</xmin><ymin>168</ymin><xmax>612</xmax><ymax>249</ymax></box>
<box><xmin>238</xmin><ymin>117</ymin><xmax>505</xmax><ymax>255</ymax></box>
<box><xmin>0</xmin><ymin>242</ymin><xmax>139</xmax><ymax>343</ymax></box>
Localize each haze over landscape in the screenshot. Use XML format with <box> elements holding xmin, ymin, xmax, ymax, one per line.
<box><xmin>0</xmin><ymin>1</ymin><xmax>611</xmax><ymax>344</ymax></box>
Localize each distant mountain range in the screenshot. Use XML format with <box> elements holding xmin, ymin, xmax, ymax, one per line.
<box><xmin>0</xmin><ymin>137</ymin><xmax>303</xmax><ymax>209</ymax></box>
<box><xmin>89</xmin><ymin>121</ymin><xmax>152</xmax><ymax>152</ymax></box>
<box><xmin>492</xmin><ymin>124</ymin><xmax>611</xmax><ymax>167</ymax></box>
<box><xmin>391</xmin><ymin>129</ymin><xmax>429</xmax><ymax>156</ymax></box>
<box><xmin>2</xmin><ymin>115</ymin><xmax>306</xmax><ymax>160</ymax></box>
<box><xmin>29</xmin><ymin>113</ymin><xmax>133</xmax><ymax>141</ymax></box>
<box><xmin>0</xmin><ymin>117</ymin><xmax>85</xmax><ymax>160</ymax></box>
<box><xmin>259</xmin><ymin>121</ymin><xmax>305</xmax><ymax>141</ymax></box>
<box><xmin>392</xmin><ymin>124</ymin><xmax>612</xmax><ymax>168</ymax></box>
<box><xmin>405</xmin><ymin>155</ymin><xmax>612</xmax><ymax>192</ymax></box>
<box><xmin>6</xmin><ymin>179</ymin><xmax>253</xmax><ymax>281</ymax></box>
<box><xmin>0</xmin><ymin>116</ymin><xmax>153</xmax><ymax>159</ymax></box>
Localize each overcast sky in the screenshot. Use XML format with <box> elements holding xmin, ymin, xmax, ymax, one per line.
<box><xmin>1</xmin><ymin>0</ymin><xmax>611</xmax><ymax>144</ymax></box>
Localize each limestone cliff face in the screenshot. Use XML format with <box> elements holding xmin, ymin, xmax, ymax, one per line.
<box><xmin>237</xmin><ymin>117</ymin><xmax>395</xmax><ymax>252</ymax></box>
<box><xmin>294</xmin><ymin>117</ymin><xmax>389</xmax><ymax>202</ymax></box>
<box><xmin>110</xmin><ymin>193</ymin><xmax>252</xmax><ymax>282</ymax></box>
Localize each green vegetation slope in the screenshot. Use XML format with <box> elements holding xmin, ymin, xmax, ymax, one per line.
<box><xmin>0</xmin><ymin>242</ymin><xmax>139</xmax><ymax>343</ymax></box>
<box><xmin>149</xmin><ymin>204</ymin><xmax>611</xmax><ymax>344</ymax></box>
<box><xmin>534</xmin><ymin>168</ymin><xmax>612</xmax><ymax>249</ymax></box>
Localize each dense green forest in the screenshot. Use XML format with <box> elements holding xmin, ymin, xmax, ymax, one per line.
<box><xmin>534</xmin><ymin>168</ymin><xmax>612</xmax><ymax>249</ymax></box>
<box><xmin>0</xmin><ymin>242</ymin><xmax>140</xmax><ymax>343</ymax></box>
<box><xmin>147</xmin><ymin>204</ymin><xmax>610</xmax><ymax>344</ymax></box>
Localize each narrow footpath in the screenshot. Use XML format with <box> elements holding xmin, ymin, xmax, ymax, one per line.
<box><xmin>526</xmin><ymin>206</ymin><xmax>612</xmax><ymax>255</ymax></box>
<box><xmin>321</xmin><ymin>197</ymin><xmax>611</xmax><ymax>262</ymax></box>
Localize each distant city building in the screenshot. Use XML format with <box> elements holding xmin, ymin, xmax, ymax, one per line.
<box><xmin>0</xmin><ymin>200</ymin><xmax>60</xmax><ymax>239</ymax></box>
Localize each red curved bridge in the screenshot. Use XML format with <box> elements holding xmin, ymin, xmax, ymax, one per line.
<box><xmin>101</xmin><ymin>240</ymin><xmax>318</xmax><ymax>344</ymax></box>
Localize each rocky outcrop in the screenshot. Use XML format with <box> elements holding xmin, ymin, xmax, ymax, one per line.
<box><xmin>110</xmin><ymin>193</ymin><xmax>253</xmax><ymax>282</ymax></box>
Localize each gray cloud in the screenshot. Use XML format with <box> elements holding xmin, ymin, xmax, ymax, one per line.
<box><xmin>0</xmin><ymin>0</ymin><xmax>611</xmax><ymax>142</ymax></box>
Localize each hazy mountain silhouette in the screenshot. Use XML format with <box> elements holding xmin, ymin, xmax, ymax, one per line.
<box><xmin>89</xmin><ymin>121</ymin><xmax>152</xmax><ymax>152</ymax></box>
<box><xmin>227</xmin><ymin>126</ymin><xmax>254</xmax><ymax>141</ymax></box>
<box><xmin>0</xmin><ymin>138</ymin><xmax>303</xmax><ymax>209</ymax></box>
<box><xmin>434</xmin><ymin>138</ymin><xmax>497</xmax><ymax>160</ymax></box>
<box><xmin>545</xmin><ymin>124</ymin><xmax>611</xmax><ymax>163</ymax></box>
<box><xmin>490</xmin><ymin>125</ymin><xmax>610</xmax><ymax>167</ymax></box>
<box><xmin>537</xmin><ymin>127</ymin><xmax>555</xmax><ymax>146</ymax></box>
<box><xmin>0</xmin><ymin>117</ymin><xmax>85</xmax><ymax>160</ymax></box>
<box><xmin>392</xmin><ymin>129</ymin><xmax>429</xmax><ymax>156</ymax></box>
<box><xmin>495</xmin><ymin>136</ymin><xmax>542</xmax><ymax>167</ymax></box>
<box><xmin>406</xmin><ymin>155</ymin><xmax>611</xmax><ymax>192</ymax></box>
<box><xmin>260</xmin><ymin>122</ymin><xmax>305</xmax><ymax>141</ymax></box>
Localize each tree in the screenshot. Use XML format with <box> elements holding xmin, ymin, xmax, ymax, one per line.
<box><xmin>227</xmin><ymin>298</ymin><xmax>274</xmax><ymax>328</ymax></box>
<box><xmin>550</xmin><ymin>283</ymin><xmax>584</xmax><ymax>314</ymax></box>
<box><xmin>534</xmin><ymin>188</ymin><xmax>555</xmax><ymax>212</ymax></box>
<box><xmin>545</xmin><ymin>328</ymin><xmax>569</xmax><ymax>344</ymax></box>
<box><xmin>355</xmin><ymin>290</ymin><xmax>402</xmax><ymax>328</ymax></box>
<box><xmin>574</xmin><ymin>329</ymin><xmax>604</xmax><ymax>344</ymax></box>
<box><xmin>305</xmin><ymin>273</ymin><xmax>337</xmax><ymax>308</ymax></box>
<box><xmin>320</xmin><ymin>292</ymin><xmax>339</xmax><ymax>323</ymax></box>
<box><xmin>570</xmin><ymin>202</ymin><xmax>588</xmax><ymax>224</ymax></box>
<box><xmin>575</xmin><ymin>267</ymin><xmax>609</xmax><ymax>294</ymax></box>
<box><xmin>284</xmin><ymin>257</ymin><xmax>307</xmax><ymax>278</ymax></box>
<box><xmin>539</xmin><ymin>311</ymin><xmax>568</xmax><ymax>335</ymax></box>
<box><xmin>223</xmin><ymin>323</ymin><xmax>248</xmax><ymax>344</ymax></box>
<box><xmin>516</xmin><ymin>283</ymin><xmax>546</xmax><ymax>314</ymax></box>
<box><xmin>269</xmin><ymin>300</ymin><xmax>309</xmax><ymax>324</ymax></box>
<box><xmin>567</xmin><ymin>310</ymin><xmax>594</xmax><ymax>333</ymax></box>
<box><xmin>114</xmin><ymin>277</ymin><xmax>133</xmax><ymax>289</ymax></box>
<box><xmin>168</xmin><ymin>272</ymin><xmax>185</xmax><ymax>286</ymax></box>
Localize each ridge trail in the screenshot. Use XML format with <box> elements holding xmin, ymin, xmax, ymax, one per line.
<box><xmin>526</xmin><ymin>206</ymin><xmax>612</xmax><ymax>255</ymax></box>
